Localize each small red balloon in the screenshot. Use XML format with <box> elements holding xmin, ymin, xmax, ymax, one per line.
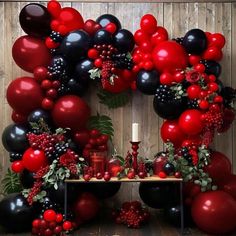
<box><xmin>22</xmin><ymin>148</ymin><xmax>48</xmax><ymax>172</ymax></box>
<box><xmin>134</xmin><ymin>29</ymin><xmax>149</xmax><ymax>45</ymax></box>
<box><xmin>140</xmin><ymin>14</ymin><xmax>157</xmax><ymax>35</ymax></box>
<box><xmin>47</xmin><ymin>0</ymin><xmax>61</xmax><ymax>18</ymax></box>
<box><xmin>11</xmin><ymin>161</ymin><xmax>24</xmax><ymax>173</ymax></box>
<box><xmin>151</xmin><ymin>26</ymin><xmax>168</xmax><ymax>46</ymax></box>
<box><xmin>202</xmin><ymin>46</ymin><xmax>223</xmax><ymax>61</ymax></box>
<box><xmin>43</xmin><ymin>210</ymin><xmax>57</xmax><ymax>222</ymax></box>
<box><xmin>34</xmin><ymin>66</ymin><xmax>48</xmax><ymax>82</ymax></box>
<box><xmin>63</xmin><ymin>221</ymin><xmax>72</xmax><ymax>231</ymax></box>
<box><xmin>192</xmin><ymin>191</ymin><xmax>236</xmax><ymax>234</ymax></box>
<box><xmin>74</xmin><ymin>130</ymin><xmax>90</xmax><ymax>147</ymax></box>
<box><xmin>7</xmin><ymin>77</ymin><xmax>44</xmax><ymax>115</ymax></box>
<box><xmin>52</xmin><ymin>95</ymin><xmax>90</xmax><ymax>131</ymax></box>
<box><xmin>11</xmin><ymin>111</ymin><xmax>27</xmax><ymax>124</ymax></box>
<box><xmin>12</xmin><ymin>36</ymin><xmax>51</xmax><ymax>73</ymax></box>
<box><xmin>208</xmin><ymin>33</ymin><xmax>226</xmax><ymax>49</ymax></box>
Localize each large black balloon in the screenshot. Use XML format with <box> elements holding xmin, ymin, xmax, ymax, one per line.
<box><xmin>153</xmin><ymin>96</ymin><xmax>187</xmax><ymax>120</ymax></box>
<box><xmin>182</xmin><ymin>29</ymin><xmax>207</xmax><ymax>54</ymax></box>
<box><xmin>20</xmin><ymin>170</ymin><xmax>35</xmax><ymax>188</ymax></box>
<box><xmin>19</xmin><ymin>3</ymin><xmax>51</xmax><ymax>38</ymax></box>
<box><xmin>139</xmin><ymin>182</ymin><xmax>179</xmax><ymax>209</ymax></box>
<box><xmin>137</xmin><ymin>70</ymin><xmax>160</xmax><ymax>95</ymax></box>
<box><xmin>113</xmin><ymin>29</ymin><xmax>135</xmax><ymax>52</ymax></box>
<box><xmin>74</xmin><ymin>59</ymin><xmax>94</xmax><ymax>86</ymax></box>
<box><xmin>28</xmin><ymin>109</ymin><xmax>51</xmax><ymax>125</ymax></box>
<box><xmin>60</xmin><ymin>30</ymin><xmax>91</xmax><ymax>62</ymax></box>
<box><xmin>96</xmin><ymin>14</ymin><xmax>121</xmax><ymax>31</ymax></box>
<box><xmin>93</xmin><ymin>29</ymin><xmax>112</xmax><ymax>45</ymax></box>
<box><xmin>67</xmin><ymin>78</ymin><xmax>89</xmax><ymax>97</ymax></box>
<box><xmin>0</xmin><ymin>193</ymin><xmax>36</xmax><ymax>233</ymax></box>
<box><xmin>2</xmin><ymin>124</ymin><xmax>29</xmax><ymax>153</ymax></box>
<box><xmin>201</xmin><ymin>60</ymin><xmax>221</xmax><ymax>77</ymax></box>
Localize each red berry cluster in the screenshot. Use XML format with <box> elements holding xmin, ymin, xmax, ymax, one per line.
<box><xmin>113</xmin><ymin>201</ymin><xmax>150</xmax><ymax>228</ymax></box>
<box><xmin>32</xmin><ymin>209</ymin><xmax>73</xmax><ymax>236</ymax></box>
<box><xmin>82</xmin><ymin>129</ymin><xmax>109</xmax><ymax>159</ymax></box>
<box><xmin>27</xmin><ymin>181</ymin><xmax>43</xmax><ymax>205</ymax></box>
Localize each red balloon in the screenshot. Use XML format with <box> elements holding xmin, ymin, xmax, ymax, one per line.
<box><xmin>74</xmin><ymin>130</ymin><xmax>90</xmax><ymax>147</ymax></box>
<box><xmin>202</xmin><ymin>46</ymin><xmax>223</xmax><ymax>61</ymax></box>
<box><xmin>47</xmin><ymin>0</ymin><xmax>61</xmax><ymax>18</ymax></box>
<box><xmin>74</xmin><ymin>192</ymin><xmax>99</xmax><ymax>221</ymax></box>
<box><xmin>11</xmin><ymin>111</ymin><xmax>27</xmax><ymax>124</ymax></box>
<box><xmin>22</xmin><ymin>148</ymin><xmax>48</xmax><ymax>172</ymax></box>
<box><xmin>208</xmin><ymin>33</ymin><xmax>226</xmax><ymax>49</ymax></box>
<box><xmin>151</xmin><ymin>26</ymin><xmax>168</xmax><ymax>46</ymax></box>
<box><xmin>12</xmin><ymin>36</ymin><xmax>51</xmax><ymax>72</ymax></box>
<box><xmin>43</xmin><ymin>209</ymin><xmax>57</xmax><ymax>222</ymax></box>
<box><xmin>134</xmin><ymin>29</ymin><xmax>149</xmax><ymax>45</ymax></box>
<box><xmin>52</xmin><ymin>95</ymin><xmax>90</xmax><ymax>131</ymax></box>
<box><xmin>219</xmin><ymin>174</ymin><xmax>236</xmax><ymax>200</ymax></box>
<box><xmin>204</xmin><ymin>151</ymin><xmax>232</xmax><ymax>183</ymax></box>
<box><xmin>11</xmin><ymin>161</ymin><xmax>24</xmax><ymax>173</ymax></box>
<box><xmin>161</xmin><ymin>120</ymin><xmax>186</xmax><ymax>147</ymax></box>
<box><xmin>192</xmin><ymin>191</ymin><xmax>236</xmax><ymax>234</ymax></box>
<box><xmin>7</xmin><ymin>77</ymin><xmax>44</xmax><ymax>115</ymax></box>
<box><xmin>152</xmin><ymin>41</ymin><xmax>188</xmax><ymax>73</ymax></box>
<box><xmin>178</xmin><ymin>109</ymin><xmax>203</xmax><ymax>135</ymax></box>
<box><xmin>140</xmin><ymin>14</ymin><xmax>157</xmax><ymax>35</ymax></box>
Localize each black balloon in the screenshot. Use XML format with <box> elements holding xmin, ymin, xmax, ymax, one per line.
<box><xmin>182</xmin><ymin>29</ymin><xmax>207</xmax><ymax>54</ymax></box>
<box><xmin>153</xmin><ymin>96</ymin><xmax>187</xmax><ymax>120</ymax></box>
<box><xmin>96</xmin><ymin>14</ymin><xmax>121</xmax><ymax>31</ymax></box>
<box><xmin>74</xmin><ymin>59</ymin><xmax>94</xmax><ymax>85</ymax></box>
<box><xmin>137</xmin><ymin>70</ymin><xmax>160</xmax><ymax>95</ymax></box>
<box><xmin>201</xmin><ymin>60</ymin><xmax>221</xmax><ymax>77</ymax></box>
<box><xmin>60</xmin><ymin>30</ymin><xmax>91</xmax><ymax>62</ymax></box>
<box><xmin>28</xmin><ymin>109</ymin><xmax>51</xmax><ymax>125</ymax></box>
<box><xmin>93</xmin><ymin>29</ymin><xmax>112</xmax><ymax>45</ymax></box>
<box><xmin>19</xmin><ymin>3</ymin><xmax>51</xmax><ymax>38</ymax></box>
<box><xmin>113</xmin><ymin>29</ymin><xmax>135</xmax><ymax>52</ymax></box>
<box><xmin>20</xmin><ymin>170</ymin><xmax>35</xmax><ymax>189</ymax></box>
<box><xmin>2</xmin><ymin>124</ymin><xmax>29</xmax><ymax>153</ymax></box>
<box><xmin>67</xmin><ymin>78</ymin><xmax>89</xmax><ymax>96</ymax></box>
<box><xmin>139</xmin><ymin>182</ymin><xmax>179</xmax><ymax>209</ymax></box>
<box><xmin>0</xmin><ymin>193</ymin><xmax>36</xmax><ymax>232</ymax></box>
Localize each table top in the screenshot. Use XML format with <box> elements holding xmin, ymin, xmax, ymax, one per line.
<box><xmin>65</xmin><ymin>176</ymin><xmax>183</xmax><ymax>183</ymax></box>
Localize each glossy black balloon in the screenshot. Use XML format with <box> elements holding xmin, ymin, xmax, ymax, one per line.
<box><xmin>67</xmin><ymin>78</ymin><xmax>89</xmax><ymax>96</ymax></box>
<box><xmin>182</xmin><ymin>29</ymin><xmax>207</xmax><ymax>54</ymax></box>
<box><xmin>2</xmin><ymin>124</ymin><xmax>29</xmax><ymax>153</ymax></box>
<box><xmin>93</xmin><ymin>29</ymin><xmax>112</xmax><ymax>45</ymax></box>
<box><xmin>113</xmin><ymin>29</ymin><xmax>135</xmax><ymax>52</ymax></box>
<box><xmin>74</xmin><ymin>59</ymin><xmax>94</xmax><ymax>85</ymax></box>
<box><xmin>96</xmin><ymin>14</ymin><xmax>121</xmax><ymax>31</ymax></box>
<box><xmin>153</xmin><ymin>96</ymin><xmax>187</xmax><ymax>120</ymax></box>
<box><xmin>163</xmin><ymin>162</ymin><xmax>175</xmax><ymax>175</ymax></box>
<box><xmin>19</xmin><ymin>3</ymin><xmax>51</xmax><ymax>37</ymax></box>
<box><xmin>60</xmin><ymin>30</ymin><xmax>91</xmax><ymax>62</ymax></box>
<box><xmin>28</xmin><ymin>109</ymin><xmax>51</xmax><ymax>125</ymax></box>
<box><xmin>20</xmin><ymin>170</ymin><xmax>35</xmax><ymax>188</ymax></box>
<box><xmin>137</xmin><ymin>70</ymin><xmax>160</xmax><ymax>95</ymax></box>
<box><xmin>201</xmin><ymin>60</ymin><xmax>221</xmax><ymax>77</ymax></box>
<box><xmin>139</xmin><ymin>182</ymin><xmax>179</xmax><ymax>209</ymax></box>
<box><xmin>0</xmin><ymin>193</ymin><xmax>36</xmax><ymax>232</ymax></box>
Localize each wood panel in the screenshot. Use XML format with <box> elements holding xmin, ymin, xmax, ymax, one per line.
<box><xmin>0</xmin><ymin>1</ymin><xmax>235</xmax><ymax>203</ymax></box>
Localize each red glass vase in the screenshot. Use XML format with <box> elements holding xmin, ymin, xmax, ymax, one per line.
<box><xmin>90</xmin><ymin>150</ymin><xmax>107</xmax><ymax>176</ymax></box>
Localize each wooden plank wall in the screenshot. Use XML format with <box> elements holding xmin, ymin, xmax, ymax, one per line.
<box><xmin>0</xmin><ymin>1</ymin><xmax>235</xmax><ymax>202</ymax></box>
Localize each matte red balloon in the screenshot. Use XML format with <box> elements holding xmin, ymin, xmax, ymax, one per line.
<box><xmin>178</xmin><ymin>109</ymin><xmax>203</xmax><ymax>135</ymax></box>
<box><xmin>161</xmin><ymin>120</ymin><xmax>186</xmax><ymax>147</ymax></box>
<box><xmin>22</xmin><ymin>148</ymin><xmax>48</xmax><ymax>172</ymax></box>
<box><xmin>52</xmin><ymin>95</ymin><xmax>91</xmax><ymax>131</ymax></box>
<box><xmin>7</xmin><ymin>77</ymin><xmax>44</xmax><ymax>115</ymax></box>
<box><xmin>204</xmin><ymin>151</ymin><xmax>232</xmax><ymax>183</ymax></box>
<box><xmin>192</xmin><ymin>191</ymin><xmax>236</xmax><ymax>234</ymax></box>
<box><xmin>219</xmin><ymin>174</ymin><xmax>236</xmax><ymax>200</ymax></box>
<box><xmin>12</xmin><ymin>36</ymin><xmax>51</xmax><ymax>72</ymax></box>
<box><xmin>152</xmin><ymin>41</ymin><xmax>188</xmax><ymax>73</ymax></box>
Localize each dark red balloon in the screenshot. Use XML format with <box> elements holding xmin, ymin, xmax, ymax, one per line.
<box><xmin>52</xmin><ymin>95</ymin><xmax>90</xmax><ymax>131</ymax></box>
<box><xmin>191</xmin><ymin>191</ymin><xmax>236</xmax><ymax>234</ymax></box>
<box><xmin>12</xmin><ymin>36</ymin><xmax>51</xmax><ymax>72</ymax></box>
<box><xmin>219</xmin><ymin>174</ymin><xmax>236</xmax><ymax>200</ymax></box>
<box><xmin>152</xmin><ymin>41</ymin><xmax>188</xmax><ymax>73</ymax></box>
<box><xmin>7</xmin><ymin>77</ymin><xmax>44</xmax><ymax>115</ymax></box>
<box><xmin>204</xmin><ymin>151</ymin><xmax>232</xmax><ymax>183</ymax></box>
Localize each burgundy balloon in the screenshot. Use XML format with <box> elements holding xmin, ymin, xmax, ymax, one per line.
<box><xmin>7</xmin><ymin>77</ymin><xmax>43</xmax><ymax>115</ymax></box>
<box><xmin>218</xmin><ymin>174</ymin><xmax>236</xmax><ymax>200</ymax></box>
<box><xmin>12</xmin><ymin>35</ymin><xmax>51</xmax><ymax>72</ymax></box>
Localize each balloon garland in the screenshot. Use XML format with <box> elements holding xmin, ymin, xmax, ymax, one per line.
<box><xmin>1</xmin><ymin>0</ymin><xmax>236</xmax><ymax>235</ymax></box>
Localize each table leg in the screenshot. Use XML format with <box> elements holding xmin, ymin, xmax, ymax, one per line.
<box><xmin>180</xmin><ymin>181</ymin><xmax>184</xmax><ymax>235</ymax></box>
<box><xmin>64</xmin><ymin>182</ymin><xmax>68</xmax><ymax>220</ymax></box>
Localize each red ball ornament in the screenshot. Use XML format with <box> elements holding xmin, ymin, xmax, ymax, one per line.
<box><xmin>140</xmin><ymin>14</ymin><xmax>157</xmax><ymax>35</ymax></box>
<box><xmin>63</xmin><ymin>221</ymin><xmax>72</xmax><ymax>231</ymax></box>
<box><xmin>43</xmin><ymin>210</ymin><xmax>57</xmax><ymax>222</ymax></box>
<box><xmin>22</xmin><ymin>148</ymin><xmax>48</xmax><ymax>172</ymax></box>
<box><xmin>191</xmin><ymin>191</ymin><xmax>236</xmax><ymax>234</ymax></box>
<box><xmin>152</xmin><ymin>41</ymin><xmax>188</xmax><ymax>73</ymax></box>
<box><xmin>52</xmin><ymin>95</ymin><xmax>91</xmax><ymax>131</ymax></box>
<box><xmin>11</xmin><ymin>161</ymin><xmax>24</xmax><ymax>173</ymax></box>
<box><xmin>74</xmin><ymin>192</ymin><xmax>99</xmax><ymax>221</ymax></box>
<box><xmin>161</xmin><ymin>120</ymin><xmax>186</xmax><ymax>148</ymax></box>
<box><xmin>178</xmin><ymin>109</ymin><xmax>203</xmax><ymax>135</ymax></box>
<box><xmin>12</xmin><ymin>36</ymin><xmax>51</xmax><ymax>73</ymax></box>
<box><xmin>7</xmin><ymin>77</ymin><xmax>44</xmax><ymax>115</ymax></box>
<box><xmin>34</xmin><ymin>66</ymin><xmax>48</xmax><ymax>82</ymax></box>
<box><xmin>11</xmin><ymin>111</ymin><xmax>27</xmax><ymax>124</ymax></box>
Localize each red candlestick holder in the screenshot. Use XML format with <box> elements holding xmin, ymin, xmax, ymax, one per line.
<box><xmin>130</xmin><ymin>141</ymin><xmax>141</xmax><ymax>174</ymax></box>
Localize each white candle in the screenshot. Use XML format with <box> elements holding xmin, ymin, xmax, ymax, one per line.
<box><xmin>132</xmin><ymin>123</ymin><xmax>140</xmax><ymax>142</ymax></box>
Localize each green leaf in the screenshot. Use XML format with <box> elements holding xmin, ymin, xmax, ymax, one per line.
<box><xmin>89</xmin><ymin>68</ymin><xmax>101</xmax><ymax>80</ymax></box>
<box><xmin>97</xmin><ymin>89</ymin><xmax>129</xmax><ymax>109</ymax></box>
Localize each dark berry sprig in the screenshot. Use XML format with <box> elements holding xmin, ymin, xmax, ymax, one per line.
<box><xmin>112</xmin><ymin>53</ymin><xmax>133</xmax><ymax>70</ymax></box>
<box><xmin>49</xmin><ymin>31</ymin><xmax>63</xmax><ymax>43</ymax></box>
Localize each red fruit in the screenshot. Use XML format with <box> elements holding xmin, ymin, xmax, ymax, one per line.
<box><xmin>158</xmin><ymin>171</ymin><xmax>167</xmax><ymax>178</ymax></box>
<box><xmin>140</xmin><ymin>14</ymin><xmax>157</xmax><ymax>34</ymax></box>
<box><xmin>88</xmin><ymin>48</ymin><xmax>99</xmax><ymax>59</ymax></box>
<box><xmin>45</xmin><ymin>37</ymin><xmax>59</xmax><ymax>49</ymax></box>
<box><xmin>90</xmin><ymin>129</ymin><xmax>100</xmax><ymax>138</ymax></box>
<box><xmin>11</xmin><ymin>161</ymin><xmax>24</xmax><ymax>173</ymax></box>
<box><xmin>127</xmin><ymin>170</ymin><xmax>135</xmax><ymax>179</ymax></box>
<box><xmin>104</xmin><ymin>172</ymin><xmax>111</xmax><ymax>181</ymax></box>
<box><xmin>63</xmin><ymin>221</ymin><xmax>73</xmax><ymax>231</ymax></box>
<box><xmin>34</xmin><ymin>66</ymin><xmax>48</xmax><ymax>82</ymax></box>
<box><xmin>41</xmin><ymin>79</ymin><xmax>52</xmax><ymax>90</ymax></box>
<box><xmin>83</xmin><ymin>174</ymin><xmax>91</xmax><ymax>182</ymax></box>
<box><xmin>46</xmin><ymin>88</ymin><xmax>57</xmax><ymax>99</ymax></box>
<box><xmin>160</xmin><ymin>72</ymin><xmax>174</xmax><ymax>85</ymax></box>
<box><xmin>96</xmin><ymin>172</ymin><xmax>103</xmax><ymax>179</ymax></box>
<box><xmin>100</xmin><ymin>134</ymin><xmax>109</xmax><ymax>144</ymax></box>
<box><xmin>94</xmin><ymin>58</ymin><xmax>103</xmax><ymax>68</ymax></box>
<box><xmin>42</xmin><ymin>98</ymin><xmax>54</xmax><ymax>110</ymax></box>
<box><xmin>105</xmin><ymin>23</ymin><xmax>117</xmax><ymax>34</ymax></box>
<box><xmin>189</xmin><ymin>55</ymin><xmax>201</xmax><ymax>66</ymax></box>
<box><xmin>187</xmin><ymin>85</ymin><xmax>201</xmax><ymax>99</ymax></box>
<box><xmin>55</xmin><ymin>213</ymin><xmax>63</xmax><ymax>223</ymax></box>
<box><xmin>43</xmin><ymin>210</ymin><xmax>57</xmax><ymax>222</ymax></box>
<box><xmin>54</xmin><ymin>226</ymin><xmax>62</xmax><ymax>234</ymax></box>
<box><xmin>209</xmin><ymin>82</ymin><xmax>219</xmax><ymax>92</ymax></box>
<box><xmin>194</xmin><ymin>63</ymin><xmax>205</xmax><ymax>73</ymax></box>
<box><xmin>32</xmin><ymin>219</ymin><xmax>41</xmax><ymax>228</ymax></box>
<box><xmin>174</xmin><ymin>71</ymin><xmax>185</xmax><ymax>83</ymax></box>
<box><xmin>214</xmin><ymin>95</ymin><xmax>223</xmax><ymax>103</ymax></box>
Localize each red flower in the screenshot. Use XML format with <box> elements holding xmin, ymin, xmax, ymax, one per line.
<box><xmin>59</xmin><ymin>150</ymin><xmax>78</xmax><ymax>167</ymax></box>
<box><xmin>185</xmin><ymin>70</ymin><xmax>201</xmax><ymax>83</ymax></box>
